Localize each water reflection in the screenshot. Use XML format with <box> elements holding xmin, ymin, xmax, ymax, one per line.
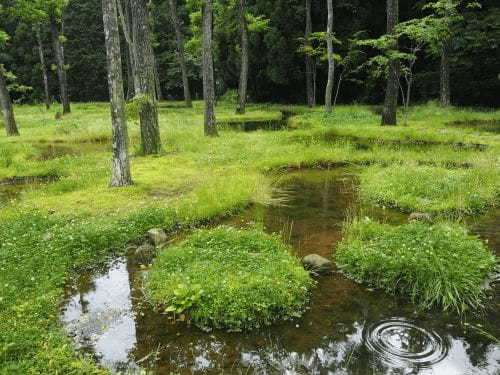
<box><xmin>61</xmin><ymin>169</ymin><xmax>500</xmax><ymax>374</ymax></box>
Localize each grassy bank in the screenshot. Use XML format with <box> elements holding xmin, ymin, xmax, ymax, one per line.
<box><xmin>1</xmin><ymin>102</ymin><xmax>499</xmax><ymax>373</ymax></box>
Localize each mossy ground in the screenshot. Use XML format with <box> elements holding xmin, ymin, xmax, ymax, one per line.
<box><xmin>146</xmin><ymin>226</ymin><xmax>313</xmax><ymax>332</ymax></box>
<box><xmin>0</xmin><ymin>101</ymin><xmax>499</xmax><ymax>373</ymax></box>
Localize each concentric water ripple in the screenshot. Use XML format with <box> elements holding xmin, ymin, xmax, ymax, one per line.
<box><xmin>363</xmin><ymin>318</ymin><xmax>449</xmax><ymax>369</ymax></box>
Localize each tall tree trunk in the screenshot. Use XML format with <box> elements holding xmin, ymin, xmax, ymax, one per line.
<box><xmin>202</xmin><ymin>0</ymin><xmax>217</xmax><ymax>136</ymax></box>
<box><xmin>324</xmin><ymin>0</ymin><xmax>334</xmax><ymax>113</ymax></box>
<box><xmin>117</xmin><ymin>0</ymin><xmax>139</xmax><ymax>96</ymax></box>
<box><xmin>131</xmin><ymin>0</ymin><xmax>162</xmax><ymax>154</ymax></box>
<box><xmin>440</xmin><ymin>39</ymin><xmax>451</xmax><ymax>107</ymax></box>
<box><xmin>236</xmin><ymin>0</ymin><xmax>249</xmax><ymax>114</ymax></box>
<box><xmin>381</xmin><ymin>0</ymin><xmax>399</xmax><ymax>126</ymax></box>
<box><xmin>50</xmin><ymin>16</ymin><xmax>71</xmax><ymax>114</ymax></box>
<box><xmin>0</xmin><ymin>67</ymin><xmax>20</xmax><ymax>136</ymax></box>
<box><xmin>124</xmin><ymin>36</ymin><xmax>135</xmax><ymax>100</ymax></box>
<box><xmin>102</xmin><ymin>0</ymin><xmax>133</xmax><ymax>186</ymax></box>
<box><xmin>36</xmin><ymin>28</ymin><xmax>51</xmax><ymax>110</ymax></box>
<box><xmin>305</xmin><ymin>0</ymin><xmax>314</xmax><ymax>107</ymax></box>
<box><xmin>168</xmin><ymin>0</ymin><xmax>192</xmax><ymax>107</ymax></box>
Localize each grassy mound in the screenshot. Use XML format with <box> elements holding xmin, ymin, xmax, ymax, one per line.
<box><xmin>336</xmin><ymin>219</ymin><xmax>496</xmax><ymax>312</ymax></box>
<box><xmin>145</xmin><ymin>226</ymin><xmax>313</xmax><ymax>331</ymax></box>
<box><xmin>360</xmin><ymin>165</ymin><xmax>500</xmax><ymax>216</ymax></box>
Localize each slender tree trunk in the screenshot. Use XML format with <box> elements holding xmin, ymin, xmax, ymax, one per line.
<box><xmin>0</xmin><ymin>67</ymin><xmax>20</xmax><ymax>136</ymax></box>
<box><xmin>50</xmin><ymin>16</ymin><xmax>71</xmax><ymax>114</ymax></box>
<box><xmin>124</xmin><ymin>38</ymin><xmax>135</xmax><ymax>100</ymax></box>
<box><xmin>102</xmin><ymin>0</ymin><xmax>132</xmax><ymax>186</ymax></box>
<box><xmin>324</xmin><ymin>0</ymin><xmax>334</xmax><ymax>113</ymax></box>
<box><xmin>131</xmin><ymin>0</ymin><xmax>162</xmax><ymax>154</ymax></box>
<box><xmin>36</xmin><ymin>28</ymin><xmax>51</xmax><ymax>110</ymax></box>
<box><xmin>153</xmin><ymin>54</ymin><xmax>164</xmax><ymax>101</ymax></box>
<box><xmin>202</xmin><ymin>0</ymin><xmax>217</xmax><ymax>136</ymax></box>
<box><xmin>236</xmin><ymin>0</ymin><xmax>249</xmax><ymax>114</ymax></box>
<box><xmin>305</xmin><ymin>0</ymin><xmax>314</xmax><ymax>107</ymax></box>
<box><xmin>381</xmin><ymin>0</ymin><xmax>399</xmax><ymax>126</ymax></box>
<box><xmin>440</xmin><ymin>39</ymin><xmax>451</xmax><ymax>107</ymax></box>
<box><xmin>168</xmin><ymin>0</ymin><xmax>192</xmax><ymax>107</ymax></box>
<box><xmin>117</xmin><ymin>0</ymin><xmax>139</xmax><ymax>96</ymax></box>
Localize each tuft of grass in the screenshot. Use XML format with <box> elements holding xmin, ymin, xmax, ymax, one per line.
<box><xmin>145</xmin><ymin>226</ymin><xmax>314</xmax><ymax>332</ymax></box>
<box><xmin>336</xmin><ymin>218</ymin><xmax>497</xmax><ymax>312</ymax></box>
<box><xmin>359</xmin><ymin>165</ymin><xmax>500</xmax><ymax>216</ymax></box>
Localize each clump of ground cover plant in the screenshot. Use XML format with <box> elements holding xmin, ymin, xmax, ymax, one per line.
<box><xmin>336</xmin><ymin>218</ymin><xmax>497</xmax><ymax>313</ymax></box>
<box><xmin>145</xmin><ymin>226</ymin><xmax>314</xmax><ymax>331</ymax></box>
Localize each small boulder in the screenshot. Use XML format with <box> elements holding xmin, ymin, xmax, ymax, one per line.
<box><xmin>409</xmin><ymin>212</ymin><xmax>432</xmax><ymax>222</ymax></box>
<box><xmin>301</xmin><ymin>254</ymin><xmax>333</xmax><ymax>275</ymax></box>
<box><xmin>135</xmin><ymin>243</ymin><xmax>156</xmax><ymax>263</ymax></box>
<box><xmin>146</xmin><ymin>228</ymin><xmax>168</xmax><ymax>247</ymax></box>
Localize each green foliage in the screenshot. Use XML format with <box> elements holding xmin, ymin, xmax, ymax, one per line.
<box><xmin>146</xmin><ymin>226</ymin><xmax>314</xmax><ymax>331</ymax></box>
<box><xmin>359</xmin><ymin>165</ymin><xmax>500</xmax><ymax>216</ymax></box>
<box><xmin>336</xmin><ymin>218</ymin><xmax>497</xmax><ymax>312</ymax></box>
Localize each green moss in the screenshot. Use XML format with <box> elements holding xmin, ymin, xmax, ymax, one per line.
<box><xmin>145</xmin><ymin>226</ymin><xmax>314</xmax><ymax>331</ymax></box>
<box><xmin>336</xmin><ymin>219</ymin><xmax>497</xmax><ymax>312</ymax></box>
<box><xmin>359</xmin><ymin>165</ymin><xmax>500</xmax><ymax>216</ymax></box>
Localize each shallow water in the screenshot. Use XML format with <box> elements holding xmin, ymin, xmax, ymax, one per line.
<box><xmin>61</xmin><ymin>169</ymin><xmax>500</xmax><ymax>374</ymax></box>
<box><xmin>0</xmin><ymin>175</ymin><xmax>59</xmax><ymax>204</ymax></box>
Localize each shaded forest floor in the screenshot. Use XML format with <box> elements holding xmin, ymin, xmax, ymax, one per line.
<box><xmin>0</xmin><ymin>102</ymin><xmax>499</xmax><ymax>373</ymax></box>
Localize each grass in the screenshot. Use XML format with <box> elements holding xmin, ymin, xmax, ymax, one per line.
<box><xmin>0</xmin><ymin>101</ymin><xmax>499</xmax><ymax>373</ymax></box>
<box><xmin>336</xmin><ymin>218</ymin><xmax>497</xmax><ymax>312</ymax></box>
<box><xmin>359</xmin><ymin>165</ymin><xmax>500</xmax><ymax>216</ymax></box>
<box><xmin>145</xmin><ymin>226</ymin><xmax>313</xmax><ymax>332</ymax></box>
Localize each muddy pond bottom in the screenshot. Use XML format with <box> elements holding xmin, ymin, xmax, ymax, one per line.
<box><xmin>61</xmin><ymin>169</ymin><xmax>500</xmax><ymax>374</ymax></box>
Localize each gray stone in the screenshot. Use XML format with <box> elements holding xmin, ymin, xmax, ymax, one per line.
<box><xmin>146</xmin><ymin>228</ymin><xmax>168</xmax><ymax>246</ymax></box>
<box><xmin>135</xmin><ymin>243</ymin><xmax>155</xmax><ymax>263</ymax></box>
<box><xmin>301</xmin><ymin>254</ymin><xmax>333</xmax><ymax>275</ymax></box>
<box><xmin>409</xmin><ymin>212</ymin><xmax>432</xmax><ymax>222</ymax></box>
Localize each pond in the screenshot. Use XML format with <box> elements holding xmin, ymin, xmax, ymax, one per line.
<box><xmin>61</xmin><ymin>169</ymin><xmax>500</xmax><ymax>374</ymax></box>
<box><xmin>0</xmin><ymin>175</ymin><xmax>59</xmax><ymax>204</ymax></box>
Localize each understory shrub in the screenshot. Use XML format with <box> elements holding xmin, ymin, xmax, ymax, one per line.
<box><xmin>336</xmin><ymin>218</ymin><xmax>497</xmax><ymax>312</ymax></box>
<box><xmin>359</xmin><ymin>165</ymin><xmax>500</xmax><ymax>216</ymax></box>
<box><xmin>145</xmin><ymin>226</ymin><xmax>314</xmax><ymax>331</ymax></box>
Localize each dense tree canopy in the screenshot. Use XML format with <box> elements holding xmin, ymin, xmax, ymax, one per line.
<box><xmin>0</xmin><ymin>0</ymin><xmax>498</xmax><ymax>107</ymax></box>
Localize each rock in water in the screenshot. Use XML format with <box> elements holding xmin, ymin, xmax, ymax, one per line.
<box><xmin>302</xmin><ymin>254</ymin><xmax>333</xmax><ymax>275</ymax></box>
<box><xmin>135</xmin><ymin>243</ymin><xmax>156</xmax><ymax>263</ymax></box>
<box><xmin>146</xmin><ymin>228</ymin><xmax>167</xmax><ymax>247</ymax></box>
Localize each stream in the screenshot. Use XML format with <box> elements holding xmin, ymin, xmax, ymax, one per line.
<box><xmin>61</xmin><ymin>168</ymin><xmax>500</xmax><ymax>374</ymax></box>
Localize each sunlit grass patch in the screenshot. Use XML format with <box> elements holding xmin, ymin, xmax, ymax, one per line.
<box><xmin>336</xmin><ymin>218</ymin><xmax>497</xmax><ymax>312</ymax></box>
<box><xmin>145</xmin><ymin>226</ymin><xmax>314</xmax><ymax>331</ymax></box>
<box><xmin>359</xmin><ymin>165</ymin><xmax>500</xmax><ymax>216</ymax></box>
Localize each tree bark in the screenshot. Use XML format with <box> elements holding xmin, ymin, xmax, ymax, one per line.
<box><xmin>36</xmin><ymin>28</ymin><xmax>51</xmax><ymax>110</ymax></box>
<box><xmin>153</xmin><ymin>54</ymin><xmax>164</xmax><ymax>101</ymax></box>
<box><xmin>440</xmin><ymin>39</ymin><xmax>451</xmax><ymax>107</ymax></box>
<box><xmin>168</xmin><ymin>0</ymin><xmax>192</xmax><ymax>107</ymax></box>
<box><xmin>50</xmin><ymin>16</ymin><xmax>71</xmax><ymax>114</ymax></box>
<box><xmin>202</xmin><ymin>0</ymin><xmax>217</xmax><ymax>136</ymax></box>
<box><xmin>131</xmin><ymin>0</ymin><xmax>162</xmax><ymax>154</ymax></box>
<box><xmin>0</xmin><ymin>67</ymin><xmax>20</xmax><ymax>136</ymax></box>
<box><xmin>236</xmin><ymin>0</ymin><xmax>249</xmax><ymax>114</ymax></box>
<box><xmin>117</xmin><ymin>0</ymin><xmax>139</xmax><ymax>97</ymax></box>
<box><xmin>324</xmin><ymin>0</ymin><xmax>334</xmax><ymax>113</ymax></box>
<box><xmin>124</xmin><ymin>35</ymin><xmax>135</xmax><ymax>100</ymax></box>
<box><xmin>305</xmin><ymin>0</ymin><xmax>314</xmax><ymax>107</ymax></box>
<box><xmin>102</xmin><ymin>0</ymin><xmax>133</xmax><ymax>186</ymax></box>
<box><xmin>381</xmin><ymin>0</ymin><xmax>399</xmax><ymax>126</ymax></box>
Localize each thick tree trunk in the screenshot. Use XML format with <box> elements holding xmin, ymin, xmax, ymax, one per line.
<box><xmin>305</xmin><ymin>0</ymin><xmax>314</xmax><ymax>107</ymax></box>
<box><xmin>131</xmin><ymin>0</ymin><xmax>162</xmax><ymax>154</ymax></box>
<box><xmin>440</xmin><ymin>40</ymin><xmax>451</xmax><ymax>107</ymax></box>
<box><xmin>50</xmin><ymin>16</ymin><xmax>71</xmax><ymax>114</ymax></box>
<box><xmin>0</xmin><ymin>68</ymin><xmax>20</xmax><ymax>136</ymax></box>
<box><xmin>102</xmin><ymin>0</ymin><xmax>133</xmax><ymax>186</ymax></box>
<box><xmin>324</xmin><ymin>0</ymin><xmax>334</xmax><ymax>113</ymax></box>
<box><xmin>202</xmin><ymin>0</ymin><xmax>217</xmax><ymax>136</ymax></box>
<box><xmin>168</xmin><ymin>0</ymin><xmax>192</xmax><ymax>107</ymax></box>
<box><xmin>236</xmin><ymin>0</ymin><xmax>249</xmax><ymax>114</ymax></box>
<box><xmin>381</xmin><ymin>0</ymin><xmax>399</xmax><ymax>126</ymax></box>
<box><xmin>36</xmin><ymin>28</ymin><xmax>51</xmax><ymax>110</ymax></box>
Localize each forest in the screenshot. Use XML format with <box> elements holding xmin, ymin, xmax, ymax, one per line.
<box><xmin>0</xmin><ymin>0</ymin><xmax>499</xmax><ymax>374</ymax></box>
